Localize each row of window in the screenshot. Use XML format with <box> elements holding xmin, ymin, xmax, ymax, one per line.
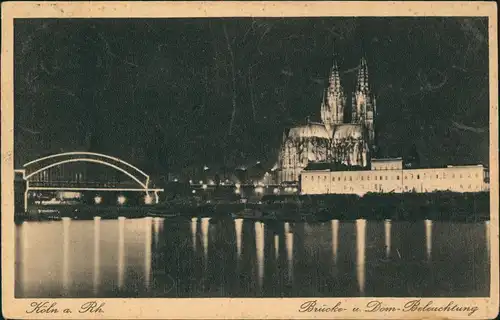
<box><xmin>372</xmin><ymin>166</ymin><xmax>402</xmax><ymax>170</ymax></box>
<box><xmin>305</xmin><ymin>172</ymin><xmax>481</xmax><ymax>182</ymax></box>
<box><xmin>307</xmin><ymin>184</ymin><xmax>481</xmax><ymax>192</ymax></box>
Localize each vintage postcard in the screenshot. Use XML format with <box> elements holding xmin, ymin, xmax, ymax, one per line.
<box><xmin>1</xmin><ymin>1</ymin><xmax>498</xmax><ymax>319</ymax></box>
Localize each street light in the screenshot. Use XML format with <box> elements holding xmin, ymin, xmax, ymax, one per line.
<box><xmin>144</xmin><ymin>194</ymin><xmax>153</xmax><ymax>205</ymax></box>
<box><xmin>117</xmin><ymin>195</ymin><xmax>126</xmax><ymax>205</ymax></box>
<box><xmin>94</xmin><ymin>195</ymin><xmax>102</xmax><ymax>204</ymax></box>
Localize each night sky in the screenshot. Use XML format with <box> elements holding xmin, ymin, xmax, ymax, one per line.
<box><xmin>14</xmin><ymin>17</ymin><xmax>489</xmax><ymax>174</ymax></box>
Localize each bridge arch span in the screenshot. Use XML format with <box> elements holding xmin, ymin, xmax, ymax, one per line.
<box><xmin>17</xmin><ymin>152</ymin><xmax>164</xmax><ymax>212</ymax></box>
<box><xmin>22</xmin><ymin>151</ymin><xmax>150</xmax><ymax>189</ymax></box>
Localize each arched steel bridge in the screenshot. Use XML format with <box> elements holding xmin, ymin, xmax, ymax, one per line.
<box><xmin>15</xmin><ymin>152</ymin><xmax>164</xmax><ymax>211</ymax></box>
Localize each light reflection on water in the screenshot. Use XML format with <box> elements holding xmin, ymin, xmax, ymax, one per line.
<box><xmin>200</xmin><ymin>217</ymin><xmax>210</xmax><ymax>260</ymax></box>
<box><xmin>62</xmin><ymin>217</ymin><xmax>70</xmax><ymax>294</ymax></box>
<box><xmin>274</xmin><ymin>234</ymin><xmax>279</xmax><ymax>260</ymax></box>
<box><xmin>15</xmin><ymin>216</ymin><xmax>490</xmax><ymax>298</ymax></box>
<box><xmin>117</xmin><ymin>217</ymin><xmax>125</xmax><ymax>290</ymax></box>
<box><xmin>425</xmin><ymin>219</ymin><xmax>433</xmax><ymax>261</ymax></box>
<box><xmin>234</xmin><ymin>219</ymin><xmax>243</xmax><ymax>259</ymax></box>
<box><xmin>356</xmin><ymin>219</ymin><xmax>366</xmax><ymax>296</ymax></box>
<box><xmin>144</xmin><ymin>217</ymin><xmax>152</xmax><ymax>290</ymax></box>
<box><xmin>485</xmin><ymin>220</ymin><xmax>490</xmax><ymax>255</ymax></box>
<box><xmin>254</xmin><ymin>221</ymin><xmax>265</xmax><ymax>289</ymax></box>
<box><xmin>20</xmin><ymin>222</ymin><xmax>29</xmax><ymax>297</ymax></box>
<box><xmin>93</xmin><ymin>217</ymin><xmax>101</xmax><ymax>294</ymax></box>
<box><xmin>331</xmin><ymin>219</ymin><xmax>339</xmax><ymax>264</ymax></box>
<box><xmin>285</xmin><ymin>222</ymin><xmax>294</xmax><ymax>284</ymax></box>
<box><xmin>384</xmin><ymin>219</ymin><xmax>391</xmax><ymax>259</ymax></box>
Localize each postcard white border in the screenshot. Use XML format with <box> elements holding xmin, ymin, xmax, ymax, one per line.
<box><xmin>2</xmin><ymin>2</ymin><xmax>498</xmax><ymax>319</ymax></box>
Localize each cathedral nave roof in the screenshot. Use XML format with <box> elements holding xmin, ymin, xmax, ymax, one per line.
<box><xmin>287</xmin><ymin>122</ymin><xmax>331</xmax><ymax>139</ymax></box>
<box><xmin>332</xmin><ymin>124</ymin><xmax>365</xmax><ymax>140</ymax></box>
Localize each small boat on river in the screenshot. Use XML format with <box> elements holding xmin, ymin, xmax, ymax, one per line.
<box><xmin>147</xmin><ymin>210</ymin><xmax>181</xmax><ymax>218</ymax></box>
<box><xmin>231</xmin><ymin>208</ymin><xmax>263</xmax><ymax>219</ymax></box>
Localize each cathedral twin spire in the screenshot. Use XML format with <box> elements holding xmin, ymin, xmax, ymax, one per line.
<box><xmin>352</xmin><ymin>54</ymin><xmax>376</xmax><ymax>145</ymax></box>
<box><xmin>320</xmin><ymin>47</ymin><xmax>376</xmax><ymax>144</ymax></box>
<box><xmin>321</xmin><ymin>49</ymin><xmax>345</xmax><ymax>130</ymax></box>
<box><xmin>328</xmin><ymin>59</ymin><xmax>342</xmax><ymax>93</ymax></box>
<box><xmin>321</xmin><ymin>49</ymin><xmax>373</xmax><ymax>123</ymax></box>
<box><xmin>355</xmin><ymin>57</ymin><xmax>369</xmax><ymax>92</ymax></box>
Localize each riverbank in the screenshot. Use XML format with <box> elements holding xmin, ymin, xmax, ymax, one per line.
<box><xmin>15</xmin><ymin>191</ymin><xmax>489</xmax><ymax>223</ymax></box>
<box><xmin>15</xmin><ymin>205</ymin><xmax>151</xmax><ymax>223</ymax></box>
<box><xmin>261</xmin><ymin>191</ymin><xmax>490</xmax><ymax>222</ymax></box>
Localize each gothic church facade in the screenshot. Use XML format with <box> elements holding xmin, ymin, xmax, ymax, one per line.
<box><xmin>277</xmin><ymin>52</ymin><xmax>377</xmax><ymax>183</ymax></box>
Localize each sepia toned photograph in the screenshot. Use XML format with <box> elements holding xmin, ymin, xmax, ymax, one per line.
<box><xmin>2</xmin><ymin>2</ymin><xmax>498</xmax><ymax>319</ymax></box>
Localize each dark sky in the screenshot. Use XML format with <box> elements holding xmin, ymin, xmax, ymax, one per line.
<box><xmin>14</xmin><ymin>17</ymin><xmax>489</xmax><ymax>173</ymax></box>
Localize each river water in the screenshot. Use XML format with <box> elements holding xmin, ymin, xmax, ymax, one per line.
<box><xmin>15</xmin><ymin>216</ymin><xmax>490</xmax><ymax>298</ymax></box>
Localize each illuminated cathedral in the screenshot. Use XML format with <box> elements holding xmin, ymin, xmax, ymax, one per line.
<box><xmin>277</xmin><ymin>51</ymin><xmax>377</xmax><ymax>183</ymax></box>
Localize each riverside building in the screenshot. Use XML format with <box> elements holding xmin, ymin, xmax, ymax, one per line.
<box><xmin>300</xmin><ymin>158</ymin><xmax>489</xmax><ymax>195</ymax></box>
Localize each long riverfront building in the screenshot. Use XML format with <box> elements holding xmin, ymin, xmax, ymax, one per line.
<box><xmin>300</xmin><ymin>158</ymin><xmax>489</xmax><ymax>195</ymax></box>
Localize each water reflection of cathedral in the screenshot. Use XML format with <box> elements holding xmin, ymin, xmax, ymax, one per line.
<box><xmin>277</xmin><ymin>50</ymin><xmax>376</xmax><ymax>183</ymax></box>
